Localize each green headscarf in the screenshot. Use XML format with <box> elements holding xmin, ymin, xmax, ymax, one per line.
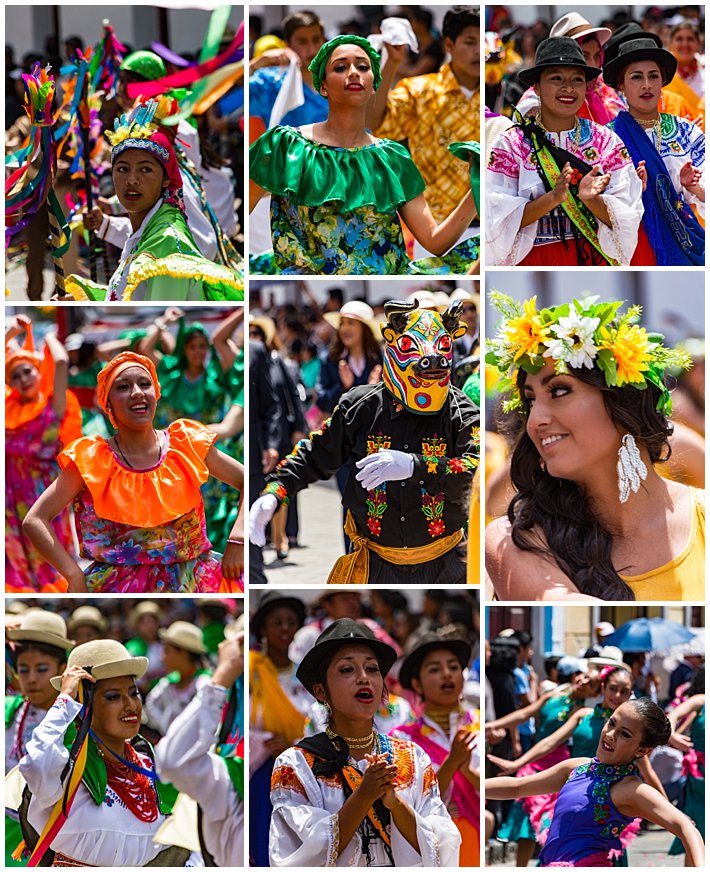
<box><xmin>120</xmin><ymin>50</ymin><xmax>167</xmax><ymax>81</ymax></box>
<box><xmin>309</xmin><ymin>35</ymin><xmax>382</xmax><ymax>94</ymax></box>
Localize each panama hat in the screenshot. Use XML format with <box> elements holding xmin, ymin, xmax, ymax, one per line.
<box><xmin>399</xmin><ymin>632</ymin><xmax>472</xmax><ymax>690</ymax></box>
<box><xmin>8</xmin><ymin>609</ymin><xmax>75</xmax><ymax>652</ymax></box>
<box><xmin>550</xmin><ymin>12</ymin><xmax>611</xmax><ymax>46</ymax></box>
<box><xmin>129</xmin><ymin>601</ymin><xmax>161</xmax><ymax>625</ymax></box>
<box><xmin>68</xmin><ymin>606</ymin><xmax>108</xmax><ymax>635</ymax></box>
<box><xmin>603</xmin><ymin>37</ymin><xmax>677</xmax><ymax>88</ymax></box>
<box><xmin>251</xmin><ymin>591</ymin><xmax>306</xmax><ymax>639</ymax></box>
<box><xmin>323</xmin><ymin>301</ymin><xmax>382</xmax><ymax>341</ymax></box>
<box><xmin>224</xmin><ymin>612</ymin><xmax>245</xmax><ymax>640</ymax></box>
<box><xmin>50</xmin><ymin>639</ymin><xmax>148</xmax><ymax>691</ymax></box>
<box><xmin>159</xmin><ymin>621</ymin><xmax>207</xmax><ymax>655</ymax></box>
<box><xmin>249</xmin><ymin>315</ymin><xmax>277</xmax><ymax>348</ymax></box>
<box><xmin>518</xmin><ymin>37</ymin><xmax>602</xmax><ymax>87</ymax></box>
<box><xmin>296</xmin><ymin>618</ymin><xmax>397</xmax><ymax>695</ymax></box>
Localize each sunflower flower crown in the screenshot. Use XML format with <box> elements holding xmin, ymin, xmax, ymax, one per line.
<box><xmin>106</xmin><ymin>94</ymin><xmax>177</xmax><ymax>148</ymax></box>
<box><xmin>486</xmin><ymin>292</ymin><xmax>692</xmax><ymax>416</ymax></box>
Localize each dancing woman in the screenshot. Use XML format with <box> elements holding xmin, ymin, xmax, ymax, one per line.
<box><xmin>249</xmin><ymin>36</ymin><xmax>477</xmax><ymax>275</ymax></box>
<box><xmin>64</xmin><ymin>98</ymin><xmax>243</xmax><ymax>302</ymax></box>
<box><xmin>486</xmin><ymin>699</ymin><xmax>704</xmax><ymax>866</ymax></box>
<box><xmin>23</xmin><ymin>352</ymin><xmax>245</xmax><ymax>593</ymax></box>
<box><xmin>486</xmin><ymin>37</ymin><xmax>643</xmax><ymax>266</ymax></box>
<box><xmin>391</xmin><ymin>633</ymin><xmax>480</xmax><ymax>866</ymax></box>
<box><xmin>485</xmin><ymin>294</ymin><xmax>702</xmax><ymax>601</ymax></box>
<box><xmin>269</xmin><ymin>619</ymin><xmax>461</xmax><ymax>866</ymax></box>
<box><xmin>667</xmin><ymin>688</ymin><xmax>705</xmax><ymax>858</ymax></box>
<box><xmin>604</xmin><ymin>37</ymin><xmax>705</xmax><ymax>265</ymax></box>
<box><xmin>5</xmin><ymin>317</ymin><xmax>82</xmax><ymax>593</ymax></box>
<box><xmin>19</xmin><ymin>640</ymin><xmax>192</xmax><ymax>867</ymax></box>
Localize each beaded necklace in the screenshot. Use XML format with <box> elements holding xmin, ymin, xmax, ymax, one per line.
<box><xmin>534</xmin><ymin>112</ymin><xmax>583</xmax><ymax>151</ymax></box>
<box><xmin>101</xmin><ymin>743</ymin><xmax>159</xmax><ymax>822</ymax></box>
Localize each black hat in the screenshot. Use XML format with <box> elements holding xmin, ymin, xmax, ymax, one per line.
<box><xmin>296</xmin><ymin>618</ymin><xmax>398</xmax><ymax>695</ymax></box>
<box><xmin>518</xmin><ymin>37</ymin><xmax>602</xmax><ymax>87</ymax></box>
<box><xmin>251</xmin><ymin>591</ymin><xmax>306</xmax><ymax>639</ymax></box>
<box><xmin>603</xmin><ymin>37</ymin><xmax>677</xmax><ymax>88</ymax></box>
<box><xmin>399</xmin><ymin>632</ymin><xmax>472</xmax><ymax>690</ymax></box>
<box><xmin>603</xmin><ymin>23</ymin><xmax>663</xmax><ymax>65</ymax></box>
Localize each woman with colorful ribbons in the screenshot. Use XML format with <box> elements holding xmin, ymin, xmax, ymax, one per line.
<box><xmin>5</xmin><ymin>316</ymin><xmax>82</xmax><ymax>594</ymax></box>
<box><xmin>18</xmin><ymin>640</ymin><xmax>193</xmax><ymax>867</ymax></box>
<box><xmin>486</xmin><ymin>37</ymin><xmax>643</xmax><ymax>266</ymax></box>
<box><xmin>249</xmin><ymin>36</ymin><xmax>478</xmax><ymax>275</ymax></box>
<box><xmin>486</xmin><ymin>699</ymin><xmax>704</xmax><ymax>866</ymax></box>
<box><xmin>5</xmin><ymin>610</ymin><xmax>74</xmax><ymax>867</ymax></box>
<box><xmin>62</xmin><ymin>97</ymin><xmax>243</xmax><ymax>302</ymax></box>
<box><xmin>485</xmin><ymin>294</ymin><xmax>702</xmax><ymax>601</ymax></box>
<box><xmin>268</xmin><ymin>619</ymin><xmax>461</xmax><ymax>866</ymax></box>
<box><xmin>23</xmin><ymin>351</ymin><xmax>245</xmax><ymax>593</ymax></box>
<box><xmin>604</xmin><ymin>37</ymin><xmax>705</xmax><ymax>265</ymax></box>
<box><xmin>391</xmin><ymin>632</ymin><xmax>480</xmax><ymax>866</ymax></box>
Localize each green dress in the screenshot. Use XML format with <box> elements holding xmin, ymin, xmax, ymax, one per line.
<box><xmin>65</xmin><ymin>204</ymin><xmax>243</xmax><ymax>302</ymax></box>
<box><xmin>249</xmin><ymin>125</ymin><xmax>478</xmax><ymax>275</ymax></box>
<box><xmin>670</xmin><ymin>704</ymin><xmax>705</xmax><ymax>853</ymax></box>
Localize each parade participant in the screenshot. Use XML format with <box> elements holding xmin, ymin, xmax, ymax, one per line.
<box><xmin>155</xmin><ymin>627</ymin><xmax>245</xmax><ymax>867</ymax></box>
<box><xmin>249</xmin><ymin>37</ymin><xmax>477</xmax><ymax>275</ymax></box>
<box><xmin>249</xmin><ymin>592</ymin><xmax>311</xmax><ymax>866</ymax></box>
<box><xmin>6</xmin><ymin>317</ymin><xmax>82</xmax><ymax>594</ymax></box>
<box><xmin>23</xmin><ymin>351</ymin><xmax>245</xmax><ymax>593</ymax></box>
<box><xmin>5</xmin><ymin>611</ymin><xmax>73</xmax><ymax>867</ymax></box>
<box><xmin>63</xmin><ymin>97</ymin><xmax>243</xmax><ymax>302</ymax></box>
<box><xmin>249</xmin><ymin>300</ymin><xmax>479</xmax><ymax>583</ymax></box>
<box><xmin>605</xmin><ymin>38</ymin><xmax>705</xmax><ymax>265</ymax></box>
<box><xmin>269</xmin><ymin>619</ymin><xmax>462</xmax><ymax>866</ymax></box>
<box><xmin>367</xmin><ymin>7</ymin><xmax>480</xmax><ymax>246</ymax></box>
<box><xmin>668</xmin><ymin>21</ymin><xmax>705</xmax><ymax>101</ymax></box>
<box><xmin>143</xmin><ymin>622</ymin><xmax>212</xmax><ymax>738</ymax></box>
<box><xmin>486</xmin><ymin>699</ymin><xmax>705</xmax><ymax>866</ymax></box>
<box><xmin>486</xmin><ymin>37</ymin><xmax>643</xmax><ymax>266</ymax></box>
<box><xmin>391</xmin><ymin>633</ymin><xmax>480</xmax><ymax>866</ymax></box>
<box><xmin>19</xmin><ymin>640</ymin><xmax>192</xmax><ymax>867</ymax></box>
<box><xmin>485</xmin><ymin>663</ymin><xmax>601</xmax><ymax>867</ymax></box>
<box><xmin>485</xmin><ymin>294</ymin><xmax>702</xmax><ymax>601</ymax></box>
<box><xmin>66</xmin><ymin>607</ymin><xmax>108</xmax><ymax>646</ymax></box>
<box><xmin>667</xmin><ymin>689</ymin><xmax>705</xmax><ymax>859</ymax></box>
<box><xmin>516</xmin><ymin>14</ymin><xmax>624</xmax><ymax>125</ymax></box>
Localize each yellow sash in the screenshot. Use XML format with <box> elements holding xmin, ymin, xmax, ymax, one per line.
<box><xmin>249</xmin><ymin>651</ymin><xmax>307</xmax><ymax>742</ymax></box>
<box><xmin>327</xmin><ymin>511</ymin><xmax>463</xmax><ymax>584</ymax></box>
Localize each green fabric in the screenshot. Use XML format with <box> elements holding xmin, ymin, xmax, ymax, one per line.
<box><xmin>249</xmin><ymin>126</ymin><xmax>425</xmax><ymax>212</ymax></box>
<box><xmin>5</xmin><ymin>696</ymin><xmax>25</xmax><ymax>728</ymax></box>
<box><xmin>5</xmin><ymin>815</ymin><xmax>26</xmax><ymax>866</ymax></box>
<box><xmin>121</xmin><ymin>50</ymin><xmax>166</xmax><ymax>80</ymax></box>
<box><xmin>199</xmin><ymin>6</ymin><xmax>231</xmax><ymax>64</ymax></box>
<box><xmin>309</xmin><ymin>35</ymin><xmax>382</xmax><ymax>93</ymax></box>
<box><xmin>449</xmin><ymin>140</ymin><xmax>481</xmax><ymax>215</ymax></box>
<box><xmin>66</xmin><ymin>205</ymin><xmax>243</xmax><ymax>302</ymax></box>
<box><xmin>462</xmin><ymin>371</ymin><xmax>480</xmax><ymax>408</ymax></box>
<box><xmin>201</xmin><ymin>622</ymin><xmax>226</xmax><ymax>655</ymax></box>
<box><xmin>118</xmin><ymin>329</ymin><xmax>149</xmax><ymax>350</ymax></box>
<box><xmin>125</xmin><ymin>637</ymin><xmax>149</xmax><ymax>658</ymax></box>
<box><xmin>539</xmin><ymin>693</ymin><xmax>579</xmax><ymax>740</ymax></box>
<box><xmin>225</xmin><ymin>755</ymin><xmax>244</xmax><ymax>800</ymax></box>
<box><xmin>165</xmin><ymin>669</ymin><xmax>211</xmax><ymax>685</ymax></box>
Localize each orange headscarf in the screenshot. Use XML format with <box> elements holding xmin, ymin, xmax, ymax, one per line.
<box><xmin>96</xmin><ymin>351</ymin><xmax>161</xmax><ymax>428</ymax></box>
<box><xmin>5</xmin><ymin>323</ymin><xmax>42</xmax><ymax>386</ymax></box>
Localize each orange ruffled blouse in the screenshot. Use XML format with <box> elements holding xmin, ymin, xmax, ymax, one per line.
<box><xmin>58</xmin><ymin>418</ymin><xmax>217</xmax><ymax>528</ymax></box>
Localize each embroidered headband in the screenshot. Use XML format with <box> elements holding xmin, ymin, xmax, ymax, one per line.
<box><xmin>309</xmin><ymin>35</ymin><xmax>382</xmax><ymax>94</ymax></box>
<box><xmin>486</xmin><ymin>292</ymin><xmax>692</xmax><ymax>416</ymax></box>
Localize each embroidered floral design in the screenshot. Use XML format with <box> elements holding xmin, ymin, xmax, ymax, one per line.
<box><xmin>446</xmin><ymin>456</ymin><xmax>478</xmax><ymax>474</ymax></box>
<box><xmin>422</xmin><ymin>762</ymin><xmax>437</xmax><ymax>796</ymax></box>
<box><xmin>271</xmin><ymin>764</ymin><xmax>308</xmax><ymax>798</ymax></box>
<box><xmin>421</xmin><ymin>490</ymin><xmax>445</xmax><ymax>538</ymax></box>
<box><xmin>390</xmin><ymin>738</ymin><xmax>416</xmax><ymax>789</ymax></box>
<box><xmin>364</xmin><ymin>433</ymin><xmax>391</xmax><ymax>538</ymax></box>
<box><xmin>263</xmin><ymin>481</ymin><xmax>289</xmax><ymax>506</ymax></box>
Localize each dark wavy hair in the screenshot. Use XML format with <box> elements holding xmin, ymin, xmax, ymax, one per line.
<box><xmin>629</xmin><ymin>698</ymin><xmax>672</xmax><ymax>747</ymax></box>
<box><xmin>502</xmin><ymin>366</ymin><xmax>673</xmax><ymax>600</ymax></box>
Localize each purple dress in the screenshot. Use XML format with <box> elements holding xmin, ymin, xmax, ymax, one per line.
<box><xmin>538</xmin><ymin>758</ymin><xmax>639</xmax><ymax>867</ymax></box>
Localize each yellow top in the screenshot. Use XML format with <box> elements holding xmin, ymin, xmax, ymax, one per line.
<box><xmin>620</xmin><ymin>488</ymin><xmax>705</xmax><ymax>601</ymax></box>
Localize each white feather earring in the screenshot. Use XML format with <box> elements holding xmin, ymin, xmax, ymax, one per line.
<box><xmin>617</xmin><ymin>434</ymin><xmax>647</xmax><ymax>503</ymax></box>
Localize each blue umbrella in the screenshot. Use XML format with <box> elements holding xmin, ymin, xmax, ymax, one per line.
<box><xmin>604</xmin><ymin>618</ymin><xmax>695</xmax><ymax>652</ymax></box>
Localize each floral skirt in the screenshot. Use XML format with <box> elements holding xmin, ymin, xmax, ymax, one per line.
<box><xmin>84</xmin><ymin>550</ymin><xmax>243</xmax><ymax>593</ymax></box>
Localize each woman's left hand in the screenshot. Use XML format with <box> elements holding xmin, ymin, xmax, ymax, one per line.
<box><xmin>578</xmin><ymin>166</ymin><xmax>611</xmax><ymax>201</ymax></box>
<box><xmin>222</xmin><ymin>542</ymin><xmax>244</xmax><ymax>581</ymax></box>
<box><xmin>680</xmin><ymin>159</ymin><xmax>702</xmax><ymax>190</ymax></box>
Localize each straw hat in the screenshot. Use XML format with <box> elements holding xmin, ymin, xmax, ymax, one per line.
<box><xmin>405</xmin><ymin>291</ymin><xmax>438</xmax><ymax>310</ymax></box>
<box><xmin>550</xmin><ymin>12</ymin><xmax>611</xmax><ymax>47</ymax></box>
<box><xmin>7</xmin><ymin>609</ymin><xmax>75</xmax><ymax>652</ymax></box>
<box><xmin>158</xmin><ymin>621</ymin><xmax>207</xmax><ymax>655</ymax></box>
<box><xmin>50</xmin><ymin>639</ymin><xmax>148</xmax><ymax>691</ymax></box>
<box><xmin>129</xmin><ymin>601</ymin><xmax>161</xmax><ymax>625</ymax></box>
<box><xmin>68</xmin><ymin>606</ymin><xmax>108</xmax><ymax>635</ymax></box>
<box><xmin>6</xmin><ymin>601</ymin><xmax>29</xmax><ymax>616</ymax></box>
<box><xmin>249</xmin><ymin>315</ymin><xmax>277</xmax><ymax>348</ymax></box>
<box><xmin>224</xmin><ymin>613</ymin><xmax>245</xmax><ymax>640</ymax></box>
<box><xmin>323</xmin><ymin>301</ymin><xmax>381</xmax><ymax>341</ymax></box>
<box><xmin>449</xmin><ymin>287</ymin><xmax>481</xmax><ymax>310</ymax></box>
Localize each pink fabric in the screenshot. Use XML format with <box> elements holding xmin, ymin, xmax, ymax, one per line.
<box><xmin>544</xmin><ymin>852</ymin><xmax>612</xmax><ymax>867</ymax></box>
<box><xmin>395</xmin><ymin>721</ymin><xmax>480</xmax><ymax>831</ymax></box>
<box><xmin>682</xmin><ymin>748</ymin><xmax>705</xmax><ymax>778</ymax></box>
<box><xmin>519</xmin><ymin>744</ymin><xmax>569</xmax><ymax>843</ymax></box>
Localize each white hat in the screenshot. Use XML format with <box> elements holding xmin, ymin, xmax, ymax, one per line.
<box><xmin>595</xmin><ymin>621</ymin><xmax>615</xmax><ymax>637</ymax></box>
<box><xmin>8</xmin><ymin>609</ymin><xmax>75</xmax><ymax>652</ymax></box>
<box><xmin>50</xmin><ymin>639</ymin><xmax>148</xmax><ymax>691</ymax></box>
<box><xmin>323</xmin><ymin>301</ymin><xmax>381</xmax><ymax>340</ymax></box>
<box><xmin>68</xmin><ymin>605</ymin><xmax>108</xmax><ymax>635</ymax></box>
<box><xmin>405</xmin><ymin>291</ymin><xmax>438</xmax><ymax>310</ymax></box>
<box><xmin>550</xmin><ymin>12</ymin><xmax>611</xmax><ymax>46</ymax></box>
<box><xmin>159</xmin><ymin>621</ymin><xmax>207</xmax><ymax>655</ymax></box>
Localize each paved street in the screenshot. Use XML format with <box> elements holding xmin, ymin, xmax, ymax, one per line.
<box><xmin>6</xmin><ymin>259</ymin><xmax>57</xmax><ymax>301</ymax></box>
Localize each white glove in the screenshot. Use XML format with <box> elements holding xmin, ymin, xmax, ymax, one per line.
<box><xmin>355</xmin><ymin>450</ymin><xmax>414</xmax><ymax>491</ymax></box>
<box><xmin>249</xmin><ymin>494</ymin><xmax>278</xmax><ymax>547</ymax></box>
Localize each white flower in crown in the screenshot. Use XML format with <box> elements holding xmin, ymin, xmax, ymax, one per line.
<box><xmin>543</xmin><ymin>312</ymin><xmax>600</xmax><ymax>369</ymax></box>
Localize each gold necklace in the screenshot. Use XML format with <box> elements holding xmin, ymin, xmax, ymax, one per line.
<box><xmin>535</xmin><ymin>112</ymin><xmax>582</xmax><ymax>150</ymax></box>
<box><xmin>325</xmin><ymin>726</ymin><xmax>376</xmax><ymax>750</ymax></box>
<box><xmin>632</xmin><ymin>114</ymin><xmax>662</xmax><ymax>150</ymax></box>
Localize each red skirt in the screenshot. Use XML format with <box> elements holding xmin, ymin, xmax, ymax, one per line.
<box><xmin>630</xmin><ymin>225</ymin><xmax>657</xmax><ymax>265</ymax></box>
<box><xmin>519</xmin><ymin>239</ymin><xmax>605</xmax><ymax>266</ymax></box>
